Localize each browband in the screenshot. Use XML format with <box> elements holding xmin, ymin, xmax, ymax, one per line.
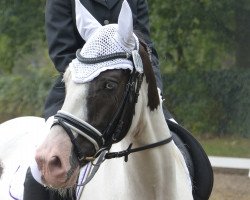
<box><xmin>76</xmin><ymin>49</ymin><xmax>131</xmax><ymax>64</ymax></box>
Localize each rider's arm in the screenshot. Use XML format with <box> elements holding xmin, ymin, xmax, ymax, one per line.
<box><xmin>45</xmin><ymin>0</ymin><xmax>84</xmax><ymax>73</ymax></box>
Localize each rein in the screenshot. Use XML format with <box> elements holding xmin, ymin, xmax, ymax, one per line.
<box><xmin>76</xmin><ymin>136</ymin><xmax>173</xmax><ymax>187</ymax></box>
<box><xmin>105</xmin><ymin>136</ymin><xmax>173</xmax><ymax>162</ymax></box>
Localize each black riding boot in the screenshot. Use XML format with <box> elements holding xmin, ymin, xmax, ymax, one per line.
<box><xmin>23</xmin><ymin>168</ymin><xmax>50</xmax><ymax>200</ymax></box>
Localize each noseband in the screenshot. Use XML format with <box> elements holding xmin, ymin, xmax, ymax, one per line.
<box><xmin>52</xmin><ymin>48</ymin><xmax>173</xmax><ymax>169</ymax></box>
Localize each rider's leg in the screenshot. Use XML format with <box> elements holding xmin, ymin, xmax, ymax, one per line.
<box><xmin>23</xmin><ymin>168</ymin><xmax>50</xmax><ymax>200</ymax></box>
<box><xmin>23</xmin><ymin>168</ymin><xmax>76</xmax><ymax>200</ymax></box>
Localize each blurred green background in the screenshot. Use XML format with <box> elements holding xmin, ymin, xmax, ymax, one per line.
<box><xmin>0</xmin><ymin>0</ymin><xmax>249</xmax><ymax>156</ymax></box>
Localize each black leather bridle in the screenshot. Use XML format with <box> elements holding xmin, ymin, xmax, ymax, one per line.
<box><xmin>52</xmin><ymin>48</ymin><xmax>173</xmax><ymax>167</ymax></box>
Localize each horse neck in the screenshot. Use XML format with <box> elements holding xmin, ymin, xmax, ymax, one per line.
<box><xmin>124</xmin><ymin>79</ymin><xmax>171</xmax><ymax>146</ymax></box>
<box><xmin>119</xmin><ymin>81</ymin><xmax>193</xmax><ymax>199</ymax></box>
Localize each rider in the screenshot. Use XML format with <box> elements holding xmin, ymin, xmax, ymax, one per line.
<box><xmin>23</xmin><ymin>0</ymin><xmax>173</xmax><ymax>199</ymax></box>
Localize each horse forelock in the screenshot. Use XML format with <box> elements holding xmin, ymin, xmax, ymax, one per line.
<box><xmin>139</xmin><ymin>42</ymin><xmax>160</xmax><ymax>111</ymax></box>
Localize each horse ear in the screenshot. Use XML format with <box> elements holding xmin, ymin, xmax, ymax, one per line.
<box><xmin>117</xmin><ymin>0</ymin><xmax>135</xmax><ymax>49</ymax></box>
<box><xmin>75</xmin><ymin>0</ymin><xmax>102</xmax><ymax>41</ymax></box>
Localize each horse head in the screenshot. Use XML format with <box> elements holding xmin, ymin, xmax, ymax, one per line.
<box><xmin>35</xmin><ymin>0</ymin><xmax>161</xmax><ymax>191</ymax></box>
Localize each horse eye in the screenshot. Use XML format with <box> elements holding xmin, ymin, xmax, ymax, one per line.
<box><xmin>105</xmin><ymin>81</ymin><xmax>117</xmax><ymax>90</ymax></box>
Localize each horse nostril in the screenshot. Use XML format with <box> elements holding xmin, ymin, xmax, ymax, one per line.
<box><xmin>48</xmin><ymin>156</ymin><xmax>62</xmax><ymax>170</ymax></box>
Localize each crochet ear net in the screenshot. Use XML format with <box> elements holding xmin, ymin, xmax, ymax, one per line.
<box><xmin>117</xmin><ymin>0</ymin><xmax>135</xmax><ymax>50</ymax></box>
<box><xmin>75</xmin><ymin>0</ymin><xmax>134</xmax><ymax>48</ymax></box>
<box><xmin>75</xmin><ymin>0</ymin><xmax>101</xmax><ymax>41</ymax></box>
<box><xmin>70</xmin><ymin>0</ymin><xmax>138</xmax><ymax>83</ymax></box>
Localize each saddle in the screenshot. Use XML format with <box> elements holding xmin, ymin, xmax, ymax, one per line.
<box><xmin>168</xmin><ymin>119</ymin><xmax>214</xmax><ymax>200</ymax></box>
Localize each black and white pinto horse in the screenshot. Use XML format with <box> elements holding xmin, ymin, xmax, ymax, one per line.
<box><xmin>0</xmin><ymin>1</ymin><xmax>213</xmax><ymax>200</ymax></box>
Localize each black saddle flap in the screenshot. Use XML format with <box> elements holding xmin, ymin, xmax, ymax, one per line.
<box><xmin>167</xmin><ymin>119</ymin><xmax>214</xmax><ymax>200</ymax></box>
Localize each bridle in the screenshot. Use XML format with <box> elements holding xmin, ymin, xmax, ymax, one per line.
<box><xmin>53</xmin><ymin>49</ymin><xmax>145</xmax><ymax>160</ymax></box>
<box><xmin>52</xmin><ymin>46</ymin><xmax>173</xmax><ymax>185</ymax></box>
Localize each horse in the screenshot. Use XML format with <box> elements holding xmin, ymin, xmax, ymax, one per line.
<box><xmin>0</xmin><ymin>1</ymin><xmax>213</xmax><ymax>199</ymax></box>
<box><xmin>0</xmin><ymin>116</ymin><xmax>48</xmax><ymax>200</ymax></box>
<box><xmin>34</xmin><ymin>1</ymin><xmax>194</xmax><ymax>200</ymax></box>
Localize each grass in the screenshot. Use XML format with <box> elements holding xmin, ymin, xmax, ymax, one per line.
<box><xmin>194</xmin><ymin>134</ymin><xmax>250</xmax><ymax>158</ymax></box>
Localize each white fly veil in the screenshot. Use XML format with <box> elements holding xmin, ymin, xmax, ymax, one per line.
<box><xmin>70</xmin><ymin>0</ymin><xmax>141</xmax><ymax>83</ymax></box>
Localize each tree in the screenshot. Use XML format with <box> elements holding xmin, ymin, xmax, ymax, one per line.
<box><xmin>148</xmin><ymin>0</ymin><xmax>249</xmax><ymax>71</ymax></box>
<box><xmin>235</xmin><ymin>0</ymin><xmax>250</xmax><ymax>68</ymax></box>
<box><xmin>0</xmin><ymin>0</ymin><xmax>46</xmax><ymax>73</ymax></box>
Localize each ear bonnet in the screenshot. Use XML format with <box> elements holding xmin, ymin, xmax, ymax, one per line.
<box><xmin>69</xmin><ymin>0</ymin><xmax>142</xmax><ymax>83</ymax></box>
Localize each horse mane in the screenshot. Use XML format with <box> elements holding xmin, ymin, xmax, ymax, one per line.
<box><xmin>138</xmin><ymin>39</ymin><xmax>160</xmax><ymax>110</ymax></box>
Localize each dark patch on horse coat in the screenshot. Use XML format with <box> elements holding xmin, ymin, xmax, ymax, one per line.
<box><xmin>86</xmin><ymin>69</ymin><xmax>133</xmax><ymax>143</ymax></box>
<box><xmin>139</xmin><ymin>42</ymin><xmax>160</xmax><ymax>110</ymax></box>
<box><xmin>86</xmin><ymin>70</ymin><xmax>130</xmax><ymax>132</ymax></box>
